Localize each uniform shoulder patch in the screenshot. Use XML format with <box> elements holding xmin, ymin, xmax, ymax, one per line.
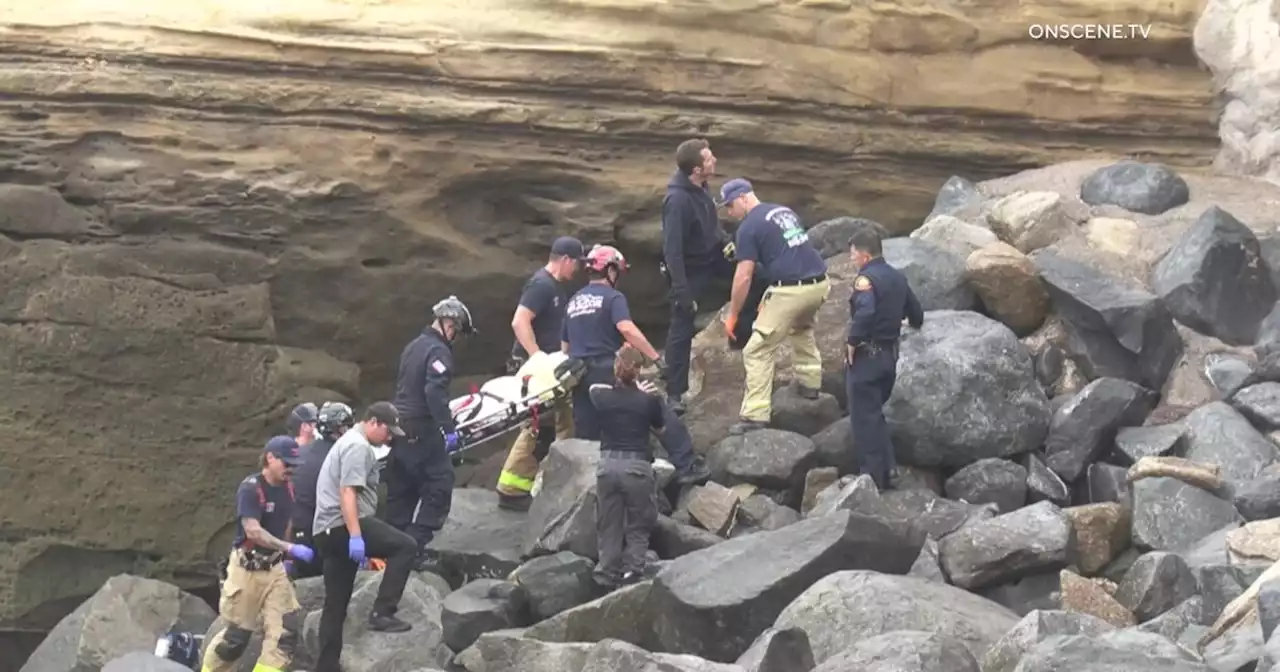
<box><xmin>430</xmin><ymin>359</ymin><xmax>448</xmax><ymax>374</ymax></box>
<box><xmin>853</xmin><ymin>275</ymin><xmax>873</xmax><ymax>291</ymax></box>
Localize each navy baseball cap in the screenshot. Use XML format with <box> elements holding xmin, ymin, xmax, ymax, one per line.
<box><xmin>717</xmin><ymin>178</ymin><xmax>754</xmax><ymax>207</ymax></box>
<box><xmin>264</xmin><ymin>435</ymin><xmax>302</xmax><ymax>466</ymax></box>
<box><xmin>286</xmin><ymin>402</ymin><xmax>318</xmax><ymax>434</ymax></box>
<box><xmin>550</xmin><ymin>236</ymin><xmax>586</xmax><ymax>259</ymax></box>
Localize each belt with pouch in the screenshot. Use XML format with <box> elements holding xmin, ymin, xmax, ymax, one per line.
<box><xmin>771</xmin><ymin>273</ymin><xmax>827</xmax><ymax>288</ymax></box>
<box><xmin>600</xmin><ymin>449</ymin><xmax>652</xmax><ymax>463</ymax></box>
<box><xmin>236</xmin><ymin>547</ymin><xmax>285</xmax><ymax>571</ymax></box>
<box><xmin>855</xmin><ymin>340</ymin><xmax>898</xmax><ymax>356</ymax></box>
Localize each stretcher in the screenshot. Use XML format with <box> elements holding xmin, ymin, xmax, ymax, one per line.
<box><xmin>373</xmin><ymin>352</ymin><xmax>585</xmax><ymax>462</ymax></box>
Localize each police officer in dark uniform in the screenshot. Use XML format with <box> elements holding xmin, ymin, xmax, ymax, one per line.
<box><xmin>386</xmin><ymin>295</ymin><xmax>475</xmax><ymax>564</ymax></box>
<box><xmin>289</xmin><ymin>401</ymin><xmax>354</xmax><ymax>579</ymax></box>
<box><xmin>845</xmin><ymin>225</ymin><xmax>924</xmax><ymax>490</ymax></box>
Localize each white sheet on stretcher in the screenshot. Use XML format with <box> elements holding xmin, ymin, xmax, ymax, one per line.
<box><xmin>373</xmin><ymin>351</ymin><xmax>571</xmax><ymax>462</ymax></box>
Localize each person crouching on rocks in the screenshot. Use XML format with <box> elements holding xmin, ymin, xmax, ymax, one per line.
<box><xmin>201</xmin><ymin>436</ymin><xmax>312</xmax><ymax>672</ymax></box>
<box><xmin>590</xmin><ymin>345</ymin><xmax>665</xmax><ymax>590</ymax></box>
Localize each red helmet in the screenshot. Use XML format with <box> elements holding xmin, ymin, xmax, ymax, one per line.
<box><xmin>585</xmin><ymin>244</ymin><xmax>628</xmax><ymax>273</ymax></box>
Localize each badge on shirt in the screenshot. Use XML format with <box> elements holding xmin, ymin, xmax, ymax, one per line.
<box><xmin>854</xmin><ymin>275</ymin><xmax>873</xmax><ymax>292</ymax></box>
<box><xmin>431</xmin><ymin>359</ymin><xmax>448</xmax><ymax>374</ymax></box>
<box><xmin>264</xmin><ymin>502</ymin><xmax>276</xmax><ymax>513</ymax></box>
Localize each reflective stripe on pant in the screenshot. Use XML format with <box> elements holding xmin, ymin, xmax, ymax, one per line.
<box><xmin>497</xmin><ymin>401</ymin><xmax>574</xmax><ymax>496</ymax></box>
<box><xmin>594</xmin><ymin>458</ymin><xmax>658</xmax><ymax>582</ymax></box>
<box><xmin>739</xmin><ymin>279</ymin><xmax>830</xmax><ymax>422</ymax></box>
<box><xmin>201</xmin><ymin>549</ymin><xmax>300</xmax><ymax>672</ymax></box>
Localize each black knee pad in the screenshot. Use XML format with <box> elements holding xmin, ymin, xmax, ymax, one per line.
<box><xmin>277</xmin><ymin>609</ymin><xmax>306</xmax><ymax>656</ymax></box>
<box><xmin>214</xmin><ymin>625</ymin><xmax>252</xmax><ymax>661</ymax></box>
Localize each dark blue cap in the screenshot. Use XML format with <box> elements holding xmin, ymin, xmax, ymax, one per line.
<box><xmin>264</xmin><ymin>435</ymin><xmax>302</xmax><ymax>466</ymax></box>
<box><xmin>550</xmin><ymin>236</ymin><xmax>586</xmax><ymax>259</ymax></box>
<box><xmin>717</xmin><ymin>178</ymin><xmax>754</xmax><ymax>207</ymax></box>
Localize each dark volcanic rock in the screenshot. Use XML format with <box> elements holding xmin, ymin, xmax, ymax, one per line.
<box><xmin>427</xmin><ymin>488</ymin><xmax>528</xmax><ymax>589</ymax></box>
<box><xmin>878</xmin><ymin>488</ymin><xmax>998</xmax><ymax>540</ymax></box>
<box><xmin>523</xmin><ymin>579</ymin><xmax>656</xmax><ymax>648</ymax></box>
<box><xmin>649</xmin><ymin>509</ymin><xmax>923</xmax><ymax>662</ymax></box>
<box><xmin>807</xmin><ymin>216</ymin><xmax>882</xmax><ymax>259</ymax></box>
<box><xmin>442</xmin><ymin>579</ymin><xmax>530</xmax><ymax>652</ymax></box>
<box><xmin>1043</xmin><ymin>377</ymin><xmax>1157</xmax><ymax>482</ymax></box>
<box><xmin>651</xmin><ymin>515</ymin><xmax>725</xmax><ymax>559</ymax></box>
<box><xmin>1232</xmin><ymin>382</ymin><xmax>1280</xmax><ymax>430</ymax></box>
<box><xmin>1207</xmin><ymin>352</ymin><xmax>1257</xmax><ymax>398</ymax></box>
<box><xmin>810</xmin><ymin>418</ymin><xmax>855</xmax><ymax>475</ymax></box>
<box><xmin>1181</xmin><ymin>401</ymin><xmax>1280</xmax><ymax>487</ymax></box>
<box><xmin>1151</xmin><ymin>205</ymin><xmax>1276</xmax><ymax>345</ymax></box>
<box><xmin>706</xmin><ymin>429</ymin><xmax>818</xmax><ymax>508</ymax></box>
<box><xmin>976</xmin><ymin>571</ymin><xmax>1063</xmax><ymax>616</ymax></box>
<box><xmin>811</xmin><ymin>629</ymin><xmax>980</xmax><ymax>672</ymax></box>
<box><xmin>1075</xmin><ymin>462</ymin><xmax>1132</xmax><ymax>506</ymax></box>
<box><xmin>883</xmin><ymin>237</ymin><xmax>978</xmax><ymax>311</ymax></box>
<box><xmin>885</xmin><ymin>310</ymin><xmax>1051</xmax><ymax>468</ymax></box>
<box><xmin>937</xmin><ymin>501</ymin><xmax>1075</xmax><ymax>591</ymax></box>
<box><xmin>769</xmin><ymin>386</ymin><xmax>843</xmax><ymax>437</ymax></box>
<box><xmin>523</xmin><ymin>439</ymin><xmax>600</xmax><ymax>560</ymax></box>
<box><xmin>1031</xmin><ymin>248</ymin><xmax>1184</xmax><ymax>389</ymax></box>
<box><xmin>735</xmin><ymin>626</ymin><xmax>816</xmax><ymax>672</ymax></box>
<box><xmin>943</xmin><ymin>458</ymin><xmax>1028</xmax><ymax>513</ymax></box>
<box><xmin>1234</xmin><ymin>466</ymin><xmax>1280</xmax><ymax>521</ymax></box>
<box><xmin>1112</xmin><ymin>423</ymin><xmax>1185</xmax><ymax>466</ymax></box>
<box><xmin>1259</xmin><ymin>580</ymin><xmax>1280</xmax><ymax>642</ymax></box>
<box><xmin>774</xmin><ymin>570</ymin><xmax>1020</xmax><ymax>664</ymax></box>
<box><xmin>1131</xmin><ymin>477</ymin><xmax>1239</xmax><ymax>551</ymax></box>
<box><xmin>509</xmin><ymin>551</ymin><xmax>597</xmax><ymax>621</ymax></box>
<box><xmin>1024</xmin><ymin>452</ymin><xmax>1070</xmax><ymax>506</ymax></box>
<box><xmin>1079</xmin><ymin>160</ymin><xmax>1191</xmax><ymax>215</ymax></box>
<box><xmin>908</xmin><ymin>537</ymin><xmax>946</xmax><ymax>582</ymax></box>
<box><xmin>1114</xmin><ymin>551</ymin><xmax>1198</xmax><ymax>622</ymax></box>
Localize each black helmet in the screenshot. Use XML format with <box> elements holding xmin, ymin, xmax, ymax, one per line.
<box><xmin>316</xmin><ymin>402</ymin><xmax>354</xmax><ymax>441</ymax></box>
<box><xmin>433</xmin><ymin>295</ymin><xmax>476</xmax><ymax>335</ymax></box>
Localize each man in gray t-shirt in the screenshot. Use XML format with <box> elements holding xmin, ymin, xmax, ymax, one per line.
<box><xmin>311</xmin><ymin>402</ymin><xmax>420</xmax><ymax>670</ymax></box>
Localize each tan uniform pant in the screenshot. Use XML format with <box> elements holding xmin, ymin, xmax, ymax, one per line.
<box><xmin>740</xmin><ymin>279</ymin><xmax>830</xmax><ymax>422</ymax></box>
<box><xmin>201</xmin><ymin>549</ymin><xmax>301</xmax><ymax>672</ymax></box>
<box><xmin>497</xmin><ymin>401</ymin><xmax>574</xmax><ymax>496</ymax></box>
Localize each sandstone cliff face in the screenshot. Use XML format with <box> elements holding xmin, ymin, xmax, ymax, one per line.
<box><xmin>0</xmin><ymin>0</ymin><xmax>1219</xmax><ymax>624</ymax></box>
<box><xmin>1195</xmin><ymin>0</ymin><xmax>1280</xmax><ymax>185</ymax></box>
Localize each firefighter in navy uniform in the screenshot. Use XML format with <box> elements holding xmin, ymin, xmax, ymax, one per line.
<box><xmin>289</xmin><ymin>401</ymin><xmax>354</xmax><ymax>579</ymax></box>
<box><xmin>200</xmin><ymin>436</ymin><xmax>313</xmax><ymax>672</ymax></box>
<box><xmin>845</xmin><ymin>225</ymin><xmax>924</xmax><ymax>490</ymax></box>
<box><xmin>386</xmin><ymin>295</ymin><xmax>475</xmax><ymax>565</ymax></box>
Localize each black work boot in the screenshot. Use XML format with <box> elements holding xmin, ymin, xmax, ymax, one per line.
<box><xmin>497</xmin><ymin>492</ymin><xmax>532</xmax><ymax>512</ymax></box>
<box><xmin>676</xmin><ymin>457</ymin><xmax>711</xmax><ymax>485</ymax></box>
<box><xmin>368</xmin><ymin>610</ymin><xmax>412</xmax><ymax>633</ymax></box>
<box><xmin>669</xmin><ymin>394</ymin><xmax>687</xmax><ymax>416</ymax></box>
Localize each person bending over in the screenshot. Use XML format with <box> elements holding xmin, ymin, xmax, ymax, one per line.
<box><xmin>589</xmin><ymin>346</ymin><xmax>665</xmax><ymax>590</ymax></box>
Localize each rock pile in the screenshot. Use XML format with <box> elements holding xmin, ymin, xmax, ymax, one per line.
<box><xmin>25</xmin><ymin>158</ymin><xmax>1280</xmax><ymax>672</ymax></box>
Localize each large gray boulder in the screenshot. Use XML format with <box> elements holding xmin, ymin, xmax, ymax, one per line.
<box><xmin>523</xmin><ymin>439</ymin><xmax>601</xmax><ymax>560</ymax></box>
<box><xmin>101</xmin><ymin>653</ymin><xmax>195</xmax><ymax>672</ymax></box>
<box><xmin>300</xmin><ymin>571</ymin><xmax>451</xmax><ymax>672</ymax></box>
<box><xmin>1011</xmin><ymin>629</ymin><xmax>1209</xmax><ymax>671</ymax></box>
<box><xmin>735</xmin><ymin>627</ymin><xmax>816</xmax><ymax>672</ymax></box>
<box><xmin>773</xmin><ymin>570</ymin><xmax>1020</xmax><ymax>664</ymax></box>
<box><xmin>705</xmin><ymin>429</ymin><xmax>818</xmax><ymax>508</ymax></box>
<box><xmin>811</xmin><ymin>630</ymin><xmax>979</xmax><ymax>672</ymax></box>
<box><xmin>982</xmin><ymin>609</ymin><xmax>1116</xmax><ymax>672</ymax></box>
<box><xmin>457</xmin><ymin>631</ymin><xmax>743</xmax><ymax>672</ymax></box>
<box><xmin>937</xmin><ymin>501</ymin><xmax>1075</xmax><ymax>591</ymax></box>
<box><xmin>1232</xmin><ymin>382</ymin><xmax>1280</xmax><ymax>431</ymax></box>
<box><xmin>1079</xmin><ymin>160</ymin><xmax>1191</xmax><ymax>216</ymax></box>
<box><xmin>885</xmin><ymin>310</ymin><xmax>1051</xmax><ymax>468</ymax></box>
<box><xmin>524</xmin><ymin>580</ymin><xmax>657</xmax><ymax>649</ymax></box>
<box><xmin>1181</xmin><ymin>402</ymin><xmax>1280</xmax><ymax>488</ymax></box>
<box><xmin>649</xmin><ymin>509</ymin><xmax>923</xmax><ymax>662</ymax></box>
<box><xmin>1042</xmin><ymin>377</ymin><xmax>1157</xmax><ymax>482</ymax></box>
<box><xmin>1113</xmin><ymin>551</ymin><xmax>1199</xmax><ymax>622</ymax></box>
<box><xmin>20</xmin><ymin>574</ymin><xmax>216</xmax><ymax>672</ymax></box>
<box><xmin>1235</xmin><ymin>466</ymin><xmax>1280</xmax><ymax>521</ymax></box>
<box><xmin>928</xmin><ymin>175</ymin><xmax>983</xmax><ymax>220</ymax></box>
<box><xmin>1131</xmin><ymin>477</ymin><xmax>1240</xmax><ymax>551</ymax></box>
<box><xmin>943</xmin><ymin>458</ymin><xmax>1027</xmax><ymax>513</ymax></box>
<box><xmin>883</xmin><ymin>237</ymin><xmax>978</xmax><ymax>311</ymax></box>
<box><xmin>441</xmin><ymin>579</ymin><xmax>530</xmax><ymax>652</ymax></box>
<box><xmin>1151</xmin><ymin>205</ymin><xmax>1276</xmax><ymax>345</ymax></box>
<box><xmin>427</xmin><ymin>487</ymin><xmax>528</xmax><ymax>588</ymax></box>
<box><xmin>1031</xmin><ymin>249</ymin><xmax>1183</xmax><ymax>389</ymax></box>
<box><xmin>509</xmin><ymin>552</ymin><xmax>597</xmax><ymax>621</ymax></box>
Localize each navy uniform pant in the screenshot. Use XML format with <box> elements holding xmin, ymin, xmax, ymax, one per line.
<box><xmin>664</xmin><ymin>257</ymin><xmax>734</xmax><ymax>398</ymax></box>
<box><xmin>571</xmin><ymin>358</ymin><xmax>619</xmax><ymax>441</ymax></box>
<box><xmin>845</xmin><ymin>345</ymin><xmax>899</xmax><ymax>490</ymax></box>
<box><xmin>384</xmin><ymin>422</ymin><xmax>455</xmax><ymax>550</ymax></box>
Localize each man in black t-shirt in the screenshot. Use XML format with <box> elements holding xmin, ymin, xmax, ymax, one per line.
<box><xmin>202</xmin><ymin>436</ymin><xmax>315</xmax><ymax>672</ymax></box>
<box><xmin>496</xmin><ymin>236</ymin><xmax>584</xmax><ymax>510</ymax></box>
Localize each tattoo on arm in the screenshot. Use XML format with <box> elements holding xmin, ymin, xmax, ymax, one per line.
<box><xmin>243</xmin><ymin>518</ymin><xmax>292</xmax><ymax>553</ymax></box>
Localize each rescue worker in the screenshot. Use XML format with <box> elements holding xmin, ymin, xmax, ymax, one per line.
<box><xmin>289</xmin><ymin>401</ymin><xmax>354</xmax><ymax>579</ymax></box>
<box><xmin>590</xmin><ymin>345</ymin><xmax>663</xmax><ymax>590</ymax></box>
<box><xmin>661</xmin><ymin>138</ymin><xmax>735</xmax><ymax>414</ymax></box>
<box><xmin>201</xmin><ymin>436</ymin><xmax>312</xmax><ymax>672</ymax></box>
<box><xmin>846</xmin><ymin>225</ymin><xmax>924</xmax><ymax>490</ymax></box>
<box><xmin>387</xmin><ymin>295</ymin><xmax>475</xmax><ymax>561</ymax></box>
<box><xmin>719</xmin><ymin>178</ymin><xmax>830</xmax><ymax>435</ymax></box>
<box><xmin>286</xmin><ymin>402</ymin><xmax>318</xmax><ymax>448</ymax></box>
<box><xmin>561</xmin><ymin>244</ymin><xmax>662</xmax><ymax>440</ymax></box>
<box><xmin>313</xmin><ymin>402</ymin><xmax>420</xmax><ymax>671</ymax></box>
<box><xmin>496</xmin><ymin>236</ymin><xmax>583</xmax><ymax>511</ymax></box>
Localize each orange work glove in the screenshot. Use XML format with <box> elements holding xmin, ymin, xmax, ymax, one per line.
<box><xmin>724</xmin><ymin>313</ymin><xmax>739</xmax><ymax>341</ymax></box>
